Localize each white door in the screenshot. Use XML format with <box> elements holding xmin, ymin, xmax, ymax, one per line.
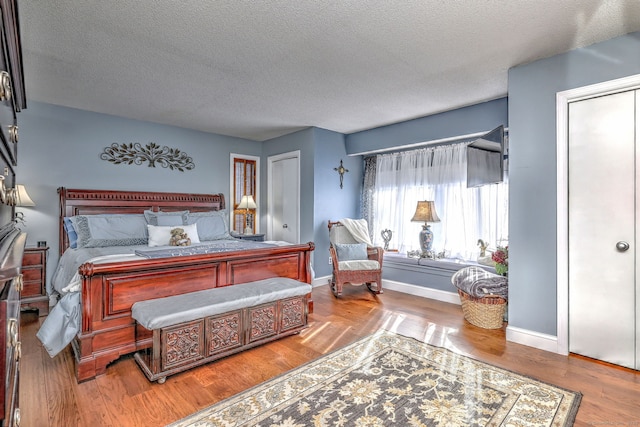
<box><xmin>268</xmin><ymin>151</ymin><xmax>300</xmax><ymax>243</ymax></box>
<box><xmin>568</xmin><ymin>89</ymin><xmax>639</xmax><ymax>369</ymax></box>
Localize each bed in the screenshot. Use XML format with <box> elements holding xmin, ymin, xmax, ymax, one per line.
<box><xmin>43</xmin><ymin>188</ymin><xmax>314</xmax><ymax>382</ymax></box>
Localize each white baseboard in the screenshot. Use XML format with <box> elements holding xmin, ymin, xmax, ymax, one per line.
<box><xmin>382</xmin><ymin>280</ymin><xmax>461</xmax><ymax>305</ymax></box>
<box><xmin>313</xmin><ymin>275</ymin><xmax>331</xmax><ymax>287</ymax></box>
<box><xmin>315</xmin><ymin>276</ymin><xmax>563</xmax><ymax>355</ymax></box>
<box><xmin>314</xmin><ymin>276</ymin><xmax>460</xmax><ymax>304</ymax></box>
<box><xmin>313</xmin><ymin>276</ymin><xmax>461</xmax><ymax>303</ymax></box>
<box><xmin>506</xmin><ymin>325</ymin><xmax>560</xmax><ymax>354</ymax></box>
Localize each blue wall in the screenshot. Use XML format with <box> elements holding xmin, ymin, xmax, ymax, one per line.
<box><xmin>312</xmin><ymin>128</ymin><xmax>362</xmax><ymax>278</ymax></box>
<box><xmin>346</xmin><ymin>98</ymin><xmax>508</xmax><ymax>154</ymax></box>
<box><xmin>17</xmin><ymin>101</ymin><xmax>261</xmax><ymax>282</ymax></box>
<box><xmin>262</xmin><ymin>127</ymin><xmax>363</xmax><ymax>279</ymax></box>
<box><xmin>508</xmin><ymin>31</ymin><xmax>640</xmax><ymax>335</ymax></box>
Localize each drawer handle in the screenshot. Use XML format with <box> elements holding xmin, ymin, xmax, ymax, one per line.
<box><xmin>14</xmin><ymin>341</ymin><xmax>21</xmax><ymax>362</ymax></box>
<box><xmin>0</xmin><ymin>71</ymin><xmax>12</xmax><ymax>102</ymax></box>
<box><xmin>14</xmin><ymin>274</ymin><xmax>23</xmax><ymax>293</ymax></box>
<box><xmin>8</xmin><ymin>318</ymin><xmax>18</xmax><ymax>347</ymax></box>
<box><xmin>0</xmin><ymin>176</ymin><xmax>6</xmax><ymax>204</ymax></box>
<box><xmin>13</xmin><ymin>407</ymin><xmax>20</xmax><ymax>427</ymax></box>
<box><xmin>9</xmin><ymin>125</ymin><xmax>18</xmax><ymax>144</ymax></box>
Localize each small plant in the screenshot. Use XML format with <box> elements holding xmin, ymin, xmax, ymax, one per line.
<box><xmin>492</xmin><ymin>246</ymin><xmax>508</xmax><ymax>276</ymax></box>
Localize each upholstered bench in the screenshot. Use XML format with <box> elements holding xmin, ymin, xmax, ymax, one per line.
<box><xmin>131</xmin><ymin>277</ymin><xmax>312</xmax><ymax>383</ymax></box>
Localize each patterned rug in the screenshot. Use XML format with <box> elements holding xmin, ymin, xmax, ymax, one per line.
<box><xmin>168</xmin><ymin>330</ymin><xmax>581</xmax><ymax>427</ymax></box>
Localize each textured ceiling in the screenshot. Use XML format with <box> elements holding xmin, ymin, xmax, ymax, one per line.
<box><xmin>19</xmin><ymin>0</ymin><xmax>640</xmax><ymax>141</ymax></box>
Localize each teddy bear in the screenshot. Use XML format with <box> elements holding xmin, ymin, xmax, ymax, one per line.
<box><xmin>169</xmin><ymin>227</ymin><xmax>191</xmax><ymax>247</ymax></box>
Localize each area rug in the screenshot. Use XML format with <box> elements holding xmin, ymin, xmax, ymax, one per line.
<box><xmin>168</xmin><ymin>330</ymin><xmax>581</xmax><ymax>426</ymax></box>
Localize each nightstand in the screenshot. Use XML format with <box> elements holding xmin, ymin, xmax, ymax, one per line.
<box><xmin>21</xmin><ymin>246</ymin><xmax>49</xmax><ymax>316</ymax></box>
<box><xmin>232</xmin><ymin>233</ymin><xmax>265</xmax><ymax>242</ymax></box>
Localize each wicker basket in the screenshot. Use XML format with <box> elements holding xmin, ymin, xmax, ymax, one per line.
<box><xmin>458</xmin><ymin>290</ymin><xmax>506</xmax><ymax>329</ymax></box>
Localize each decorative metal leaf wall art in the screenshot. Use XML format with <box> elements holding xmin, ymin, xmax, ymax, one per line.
<box><xmin>100</xmin><ymin>142</ymin><xmax>195</xmax><ymax>171</ymax></box>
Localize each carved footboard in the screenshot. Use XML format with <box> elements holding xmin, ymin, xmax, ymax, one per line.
<box><xmin>72</xmin><ymin>243</ymin><xmax>314</xmax><ymax>382</ymax></box>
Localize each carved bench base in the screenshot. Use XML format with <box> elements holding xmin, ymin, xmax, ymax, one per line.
<box><xmin>134</xmin><ymin>295</ymin><xmax>309</xmax><ymax>383</ymax></box>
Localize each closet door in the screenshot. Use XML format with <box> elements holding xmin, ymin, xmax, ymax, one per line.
<box><xmin>636</xmin><ymin>90</ymin><xmax>640</xmax><ymax>368</ymax></box>
<box><xmin>268</xmin><ymin>152</ymin><xmax>300</xmax><ymax>244</ymax></box>
<box><xmin>568</xmin><ymin>90</ymin><xmax>637</xmax><ymax>369</ymax></box>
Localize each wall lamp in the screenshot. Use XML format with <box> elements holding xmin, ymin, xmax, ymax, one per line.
<box><xmin>0</xmin><ymin>177</ymin><xmax>35</xmax><ymax>206</ymax></box>
<box><xmin>8</xmin><ymin>184</ymin><xmax>35</xmax><ymax>207</ymax></box>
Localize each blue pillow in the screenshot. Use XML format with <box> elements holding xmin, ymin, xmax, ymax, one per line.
<box><xmin>64</xmin><ymin>217</ymin><xmax>78</xmax><ymax>249</ymax></box>
<box><xmin>71</xmin><ymin>214</ymin><xmax>148</xmax><ymax>248</ymax></box>
<box><xmin>333</xmin><ymin>242</ymin><xmax>368</xmax><ymax>261</ymax></box>
<box><xmin>144</xmin><ymin>210</ymin><xmax>189</xmax><ymax>226</ymax></box>
<box><xmin>186</xmin><ymin>210</ymin><xmax>231</xmax><ymax>241</ymax></box>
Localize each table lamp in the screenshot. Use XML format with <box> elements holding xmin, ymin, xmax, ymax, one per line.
<box><xmin>237</xmin><ymin>195</ymin><xmax>257</xmax><ymax>234</ymax></box>
<box><xmin>410</xmin><ymin>200</ymin><xmax>440</xmax><ymax>254</ymax></box>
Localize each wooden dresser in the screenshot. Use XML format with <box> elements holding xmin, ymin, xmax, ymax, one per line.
<box><xmin>0</xmin><ymin>0</ymin><xmax>27</xmax><ymax>425</ymax></box>
<box><xmin>0</xmin><ymin>0</ymin><xmax>26</xmax><ymax>171</ymax></box>
<box><xmin>0</xmin><ymin>224</ymin><xmax>26</xmax><ymax>427</ymax></box>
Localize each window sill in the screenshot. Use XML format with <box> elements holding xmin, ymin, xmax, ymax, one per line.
<box><xmin>383</xmin><ymin>252</ymin><xmax>496</xmax><ymax>274</ymax></box>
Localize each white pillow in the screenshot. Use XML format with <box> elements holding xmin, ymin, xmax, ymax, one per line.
<box><xmin>147</xmin><ymin>224</ymin><xmax>200</xmax><ymax>247</ymax></box>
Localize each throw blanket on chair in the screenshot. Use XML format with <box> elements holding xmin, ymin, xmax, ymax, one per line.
<box><xmin>339</xmin><ymin>218</ymin><xmax>373</xmax><ymax>246</ymax></box>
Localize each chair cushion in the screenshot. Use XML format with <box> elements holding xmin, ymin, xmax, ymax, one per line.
<box><xmin>334</xmin><ymin>242</ymin><xmax>368</xmax><ymax>261</ymax></box>
<box><xmin>338</xmin><ymin>260</ymin><xmax>380</xmax><ymax>271</ymax></box>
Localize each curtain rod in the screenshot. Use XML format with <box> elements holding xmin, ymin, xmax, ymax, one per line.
<box><xmin>349</xmin><ymin>127</ymin><xmax>509</xmax><ymax>157</ymax></box>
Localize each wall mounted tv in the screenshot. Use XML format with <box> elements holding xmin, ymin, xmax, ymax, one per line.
<box><xmin>466</xmin><ymin>125</ymin><xmax>505</xmax><ymax>188</ymax></box>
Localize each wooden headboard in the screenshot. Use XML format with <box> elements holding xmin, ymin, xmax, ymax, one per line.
<box><xmin>58</xmin><ymin>187</ymin><xmax>226</xmax><ymax>255</ymax></box>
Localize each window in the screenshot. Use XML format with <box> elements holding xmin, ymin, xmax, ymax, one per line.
<box><xmin>364</xmin><ymin>142</ymin><xmax>508</xmax><ymax>260</ymax></box>
<box><xmin>230</xmin><ymin>155</ymin><xmax>259</xmax><ymax>234</ymax></box>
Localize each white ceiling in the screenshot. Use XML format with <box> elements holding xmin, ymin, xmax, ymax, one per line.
<box><xmin>19</xmin><ymin>0</ymin><xmax>640</xmax><ymax>141</ymax></box>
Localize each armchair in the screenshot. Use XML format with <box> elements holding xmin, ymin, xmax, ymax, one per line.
<box><xmin>328</xmin><ymin>220</ymin><xmax>383</xmax><ymax>297</ymax></box>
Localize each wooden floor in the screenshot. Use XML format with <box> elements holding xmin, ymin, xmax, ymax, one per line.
<box><xmin>20</xmin><ymin>285</ymin><xmax>640</xmax><ymax>426</ymax></box>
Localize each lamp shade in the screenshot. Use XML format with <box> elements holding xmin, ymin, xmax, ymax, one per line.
<box><xmin>411</xmin><ymin>201</ymin><xmax>440</xmax><ymax>223</ymax></box>
<box><xmin>14</xmin><ymin>184</ymin><xmax>35</xmax><ymax>207</ymax></box>
<box><xmin>237</xmin><ymin>195</ymin><xmax>257</xmax><ymax>210</ymax></box>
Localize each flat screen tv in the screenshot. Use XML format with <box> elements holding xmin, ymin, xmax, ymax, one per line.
<box><xmin>466</xmin><ymin>125</ymin><xmax>505</xmax><ymax>188</ymax></box>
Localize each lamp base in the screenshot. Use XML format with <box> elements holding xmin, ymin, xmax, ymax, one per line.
<box><xmin>244</xmin><ymin>209</ymin><xmax>253</xmax><ymax>234</ymax></box>
<box><xmin>419</xmin><ymin>224</ymin><xmax>434</xmax><ymax>252</ymax></box>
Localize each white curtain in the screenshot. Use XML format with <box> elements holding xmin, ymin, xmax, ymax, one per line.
<box><xmin>371</xmin><ymin>143</ymin><xmax>508</xmax><ymax>260</ymax></box>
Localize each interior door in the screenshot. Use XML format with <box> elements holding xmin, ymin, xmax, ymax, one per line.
<box><xmin>268</xmin><ymin>152</ymin><xmax>299</xmax><ymax>243</ymax></box>
<box><xmin>568</xmin><ymin>90</ymin><xmax>637</xmax><ymax>369</ymax></box>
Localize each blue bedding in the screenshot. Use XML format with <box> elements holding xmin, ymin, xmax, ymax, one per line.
<box><xmin>134</xmin><ymin>240</ymin><xmax>274</xmax><ymax>258</ymax></box>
